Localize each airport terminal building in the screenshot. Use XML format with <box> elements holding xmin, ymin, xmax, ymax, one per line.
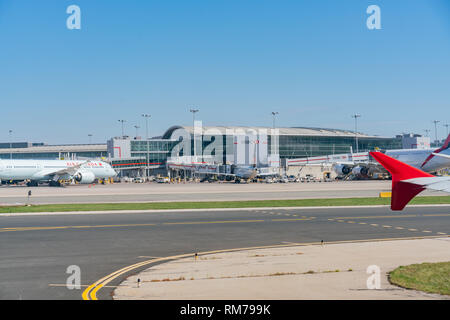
<box><xmin>106</xmin><ymin>125</ymin><xmax>402</xmax><ymax>176</ymax></box>
<box><xmin>0</xmin><ymin>142</ymin><xmax>107</xmax><ymax>160</ymax></box>
<box><xmin>1</xmin><ymin>125</ymin><xmax>404</xmax><ymax>177</ymax></box>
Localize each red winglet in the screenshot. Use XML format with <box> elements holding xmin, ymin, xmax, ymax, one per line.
<box><xmin>370</xmin><ymin>152</ymin><xmax>434</xmax><ymax>210</ymax></box>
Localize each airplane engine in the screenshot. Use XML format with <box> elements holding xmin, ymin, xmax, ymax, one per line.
<box><xmin>351</xmin><ymin>166</ymin><xmax>369</xmax><ymax>176</ymax></box>
<box><xmin>74</xmin><ymin>171</ymin><xmax>96</xmax><ymax>184</ymax></box>
<box><xmin>333</xmin><ymin>164</ymin><xmax>352</xmax><ymax>175</ymax></box>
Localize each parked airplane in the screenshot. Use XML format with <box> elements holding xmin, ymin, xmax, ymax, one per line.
<box><xmin>0</xmin><ymin>159</ymin><xmax>117</xmax><ymax>186</ymax></box>
<box><xmin>199</xmin><ymin>165</ymin><xmax>272</xmax><ymax>183</ymax></box>
<box><xmin>385</xmin><ymin>134</ymin><xmax>450</xmax><ymax>173</ymax></box>
<box><xmin>370</xmin><ymin>151</ymin><xmax>450</xmax><ymax>211</ymax></box>
<box><xmin>331</xmin><ymin>134</ymin><xmax>450</xmax><ymax>177</ymax></box>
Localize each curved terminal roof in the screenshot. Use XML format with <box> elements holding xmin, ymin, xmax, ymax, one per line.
<box><xmin>162</xmin><ymin>125</ymin><xmax>389</xmax><ymax>139</ymax></box>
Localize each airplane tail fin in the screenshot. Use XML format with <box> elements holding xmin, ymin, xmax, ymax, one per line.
<box><xmin>369</xmin><ymin>152</ymin><xmax>434</xmax><ymax>210</ymax></box>
<box><xmin>421</xmin><ymin>133</ymin><xmax>450</xmax><ymax>168</ymax></box>
<box><xmin>441</xmin><ymin>134</ymin><xmax>450</xmax><ymax>152</ymax></box>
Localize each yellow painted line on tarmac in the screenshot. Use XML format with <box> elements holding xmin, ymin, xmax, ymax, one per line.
<box><xmin>0</xmin><ymin>223</ymin><xmax>157</xmax><ymax>233</ymax></box>
<box><xmin>383</xmin><ymin>225</ymin><xmax>392</xmax><ymax>228</ymax></box>
<box><xmin>82</xmin><ymin>243</ymin><xmax>310</xmax><ymax>300</ymax></box>
<box><xmin>82</xmin><ymin>234</ymin><xmax>450</xmax><ymax>300</ymax></box>
<box><xmin>1</xmin><ymin>226</ymin><xmax>70</xmax><ymax>232</ymax></box>
<box><xmin>409</xmin><ymin>228</ymin><xmax>418</xmax><ymax>231</ymax></box>
<box><xmin>48</xmin><ymin>284</ymin><xmax>118</xmax><ymax>288</ymax></box>
<box><xmin>0</xmin><ymin>216</ymin><xmax>317</xmax><ymax>233</ymax></box>
<box><xmin>82</xmin><ymin>258</ymin><xmax>163</xmax><ymax>300</ymax></box>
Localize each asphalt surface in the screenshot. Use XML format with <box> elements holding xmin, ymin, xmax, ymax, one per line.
<box><xmin>0</xmin><ymin>181</ymin><xmax>398</xmax><ymax>204</ymax></box>
<box><xmin>0</xmin><ymin>205</ymin><xmax>449</xmax><ymax>300</ymax></box>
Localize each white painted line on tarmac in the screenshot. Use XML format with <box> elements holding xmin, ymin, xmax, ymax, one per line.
<box><xmin>1</xmin><ymin>204</ymin><xmax>450</xmax><ymax>217</ymax></box>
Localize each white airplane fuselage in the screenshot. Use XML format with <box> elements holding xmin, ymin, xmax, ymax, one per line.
<box><xmin>0</xmin><ymin>159</ymin><xmax>116</xmax><ymax>183</ymax></box>
<box><xmin>385</xmin><ymin>148</ymin><xmax>450</xmax><ymax>173</ymax></box>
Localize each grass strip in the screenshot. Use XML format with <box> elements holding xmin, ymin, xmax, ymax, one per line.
<box><xmin>0</xmin><ymin>196</ymin><xmax>449</xmax><ymax>214</ymax></box>
<box><xmin>389</xmin><ymin>262</ymin><xmax>450</xmax><ymax>296</ymax></box>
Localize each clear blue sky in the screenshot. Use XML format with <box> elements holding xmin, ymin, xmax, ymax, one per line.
<box><xmin>1</xmin><ymin>0</ymin><xmax>449</xmax><ymax>144</ymax></box>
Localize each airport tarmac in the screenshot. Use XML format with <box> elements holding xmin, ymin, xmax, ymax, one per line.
<box><xmin>0</xmin><ymin>180</ymin><xmax>445</xmax><ymax>205</ymax></box>
<box><xmin>0</xmin><ymin>205</ymin><xmax>449</xmax><ymax>299</ymax></box>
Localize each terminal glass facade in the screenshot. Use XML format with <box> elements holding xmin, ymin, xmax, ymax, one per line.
<box><xmin>275</xmin><ymin>135</ymin><xmax>402</xmax><ymax>158</ymax></box>
<box><xmin>168</xmin><ymin>134</ymin><xmax>402</xmax><ymax>162</ymax></box>
<box><xmin>130</xmin><ymin>140</ymin><xmax>179</xmax><ymax>165</ymax></box>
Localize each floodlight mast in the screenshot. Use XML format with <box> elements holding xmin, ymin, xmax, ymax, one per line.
<box><xmin>9</xmin><ymin>130</ymin><xmax>13</xmax><ymax>160</ymax></box>
<box><xmin>190</xmin><ymin>108</ymin><xmax>199</xmax><ymax>158</ymax></box>
<box><xmin>433</xmin><ymin>120</ymin><xmax>440</xmax><ymax>144</ymax></box>
<box><xmin>352</xmin><ymin>114</ymin><xmax>361</xmax><ymax>153</ymax></box>
<box><xmin>271</xmin><ymin>111</ymin><xmax>279</xmax><ymax>129</ymax></box>
<box><xmin>142</xmin><ymin>114</ymin><xmax>151</xmax><ymax>178</ymax></box>
<box><xmin>118</xmin><ymin>120</ymin><xmax>127</xmax><ymax>137</ymax></box>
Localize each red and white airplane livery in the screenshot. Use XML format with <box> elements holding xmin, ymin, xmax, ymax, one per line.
<box><xmin>370</xmin><ymin>151</ymin><xmax>450</xmax><ymax>211</ymax></box>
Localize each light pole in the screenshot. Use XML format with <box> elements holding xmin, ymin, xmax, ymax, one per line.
<box><xmin>8</xmin><ymin>130</ymin><xmax>12</xmax><ymax>160</ymax></box>
<box><xmin>190</xmin><ymin>108</ymin><xmax>199</xmax><ymax>159</ymax></box>
<box><xmin>433</xmin><ymin>120</ymin><xmax>440</xmax><ymax>144</ymax></box>
<box><xmin>88</xmin><ymin>134</ymin><xmax>93</xmax><ymax>144</ymax></box>
<box><xmin>424</xmin><ymin>129</ymin><xmax>431</xmax><ymax>137</ymax></box>
<box><xmin>118</xmin><ymin>120</ymin><xmax>127</xmax><ymax>137</ymax></box>
<box><xmin>142</xmin><ymin>114</ymin><xmax>151</xmax><ymax>178</ymax></box>
<box><xmin>271</xmin><ymin>112</ymin><xmax>279</xmax><ymax>129</ymax></box>
<box><xmin>134</xmin><ymin>125</ymin><xmax>140</xmax><ymax>139</ymax></box>
<box><xmin>352</xmin><ymin>114</ymin><xmax>361</xmax><ymax>153</ymax></box>
<box><xmin>444</xmin><ymin>124</ymin><xmax>449</xmax><ymax>138</ymax></box>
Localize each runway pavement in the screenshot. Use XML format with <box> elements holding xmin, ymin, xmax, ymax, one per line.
<box><xmin>0</xmin><ymin>205</ymin><xmax>449</xmax><ymax>300</ymax></box>
<box><xmin>0</xmin><ymin>180</ymin><xmax>446</xmax><ymax>205</ymax></box>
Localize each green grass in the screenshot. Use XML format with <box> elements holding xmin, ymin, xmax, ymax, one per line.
<box><xmin>389</xmin><ymin>262</ymin><xmax>450</xmax><ymax>296</ymax></box>
<box><xmin>0</xmin><ymin>196</ymin><xmax>449</xmax><ymax>214</ymax></box>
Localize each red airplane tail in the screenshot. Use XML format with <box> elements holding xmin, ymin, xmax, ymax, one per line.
<box><xmin>369</xmin><ymin>152</ymin><xmax>434</xmax><ymax>210</ymax></box>
<box><xmin>421</xmin><ymin>133</ymin><xmax>450</xmax><ymax>168</ymax></box>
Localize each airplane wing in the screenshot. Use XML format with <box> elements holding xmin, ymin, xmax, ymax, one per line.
<box><xmin>432</xmin><ymin>152</ymin><xmax>450</xmax><ymax>159</ymax></box>
<box><xmin>45</xmin><ymin>161</ymin><xmax>90</xmax><ymax>179</ymax></box>
<box><xmin>402</xmin><ymin>177</ymin><xmax>450</xmax><ymax>193</ymax></box>
<box><xmin>370</xmin><ymin>151</ymin><xmax>450</xmax><ymax>211</ymax></box>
